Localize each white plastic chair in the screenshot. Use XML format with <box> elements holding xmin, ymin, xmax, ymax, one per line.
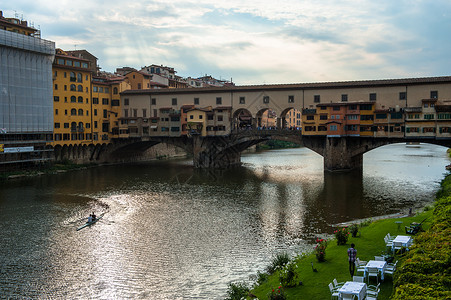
<box><xmin>333</xmin><ymin>278</ymin><xmax>344</xmax><ymax>289</ymax></box>
<box><xmin>374</xmin><ymin>256</ymin><xmax>385</xmax><ymax>261</ymax></box>
<box><xmin>386</xmin><ymin>260</ymin><xmax>398</xmax><ymax>271</ymax></box>
<box><xmin>386</xmin><ymin>233</ymin><xmax>396</xmax><ymax>242</ymax></box>
<box><xmin>354</xmin><ymin>258</ymin><xmax>366</xmax><ymax>275</ymax></box>
<box><xmin>384</xmin><ymin>235</ymin><xmax>394</xmax><ymax>248</ymax></box>
<box><xmin>385</xmin><ymin>237</ymin><xmax>393</xmax><ymax>247</ymax></box>
<box><xmin>328</xmin><ymin>282</ymin><xmax>339</xmax><ymax>300</ymax></box>
<box><xmin>367</xmin><ymin>283</ymin><xmax>380</xmax><ymax>295</ymax></box>
<box><xmin>341</xmin><ymin>294</ymin><xmax>356</xmax><ymax>300</ymax></box>
<box><xmin>355</xmin><ymin>257</ymin><xmax>367</xmax><ymax>266</ymax></box>
<box><xmin>353</xmin><ymin>275</ymin><xmax>364</xmax><ymax>282</ymax></box>
<box><xmin>367</xmin><ymin>267</ymin><xmax>379</xmax><ymax>284</ymax></box>
<box><xmin>366</xmin><ymin>287</ymin><xmax>380</xmax><ymax>300</ymax></box>
<box><xmin>393</xmin><ymin>241</ymin><xmax>404</xmax><ymax>254</ymax></box>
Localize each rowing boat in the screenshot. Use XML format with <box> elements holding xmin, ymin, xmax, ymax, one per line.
<box><xmin>76</xmin><ymin>213</ymin><xmax>104</xmax><ymax>231</ymax></box>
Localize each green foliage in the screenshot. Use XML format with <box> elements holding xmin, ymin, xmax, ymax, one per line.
<box><xmin>391</xmin><ymin>283</ymin><xmax>451</xmax><ymax>299</ymax></box>
<box><xmin>314</xmin><ymin>238</ymin><xmax>327</xmax><ymax>262</ymax></box>
<box><xmin>391</xmin><ymin>174</ymin><xmax>451</xmax><ymax>299</ymax></box>
<box><xmin>422</xmin><ymin>204</ymin><xmax>433</xmax><ymax>211</ymax></box>
<box><xmin>349</xmin><ymin>223</ymin><xmax>359</xmax><ymax>237</ymax></box>
<box><xmin>266</xmin><ymin>252</ymin><xmax>290</xmax><ymax>274</ymax></box>
<box><xmin>256</xmin><ymin>271</ymin><xmax>269</xmax><ymax>285</ymax></box>
<box><xmin>225</xmin><ymin>282</ymin><xmax>250</xmax><ymax>300</ymax></box>
<box><xmin>267</xmin><ymin>286</ymin><xmax>286</xmax><ymax>300</ymax></box>
<box><xmin>334</xmin><ymin>227</ymin><xmax>350</xmax><ymax>245</ymax></box>
<box><xmin>279</xmin><ymin>261</ymin><xmax>299</xmax><ymax>287</ymax></box>
<box><xmin>359</xmin><ymin>218</ymin><xmax>373</xmax><ymax>227</ymax></box>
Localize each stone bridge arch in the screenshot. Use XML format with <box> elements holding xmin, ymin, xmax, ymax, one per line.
<box><xmin>104</xmin><ymin>137</ymin><xmax>194</xmax><ymax>163</ymax></box>
<box><xmin>279</xmin><ymin>107</ymin><xmax>297</xmax><ymax>129</ymax></box>
<box><xmin>192</xmin><ymin>130</ymin><xmax>303</xmax><ymax>168</ymax></box>
<box><xmin>232</xmin><ymin>108</ymin><xmax>253</xmax><ymax>130</ymax></box>
<box><xmin>255</xmin><ymin>108</ymin><xmax>279</xmax><ymax>129</ymax></box>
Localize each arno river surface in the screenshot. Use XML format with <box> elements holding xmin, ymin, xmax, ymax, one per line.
<box><xmin>0</xmin><ymin>143</ymin><xmax>449</xmax><ymax>299</ymax></box>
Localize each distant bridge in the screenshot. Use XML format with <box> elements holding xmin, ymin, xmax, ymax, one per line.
<box><xmin>78</xmin><ymin>130</ymin><xmax>451</xmax><ymax>172</ymax></box>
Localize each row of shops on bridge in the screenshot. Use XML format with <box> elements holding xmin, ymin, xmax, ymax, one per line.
<box><xmin>301</xmin><ymin>98</ymin><xmax>451</xmax><ymax>139</ymax></box>
<box><xmin>116</xmin><ymin>98</ymin><xmax>451</xmax><ymax>140</ymax></box>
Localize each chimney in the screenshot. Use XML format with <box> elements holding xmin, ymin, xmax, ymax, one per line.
<box><xmin>0</xmin><ymin>11</ymin><xmax>3</xmax><ymax>18</ymax></box>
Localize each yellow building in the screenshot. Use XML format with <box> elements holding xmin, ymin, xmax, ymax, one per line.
<box><xmin>52</xmin><ymin>49</ymin><xmax>93</xmax><ymax>146</ymax></box>
<box><xmin>52</xmin><ymin>49</ymin><xmax>131</xmax><ymax>147</ymax></box>
<box><xmin>91</xmin><ymin>76</ymin><xmax>130</xmax><ymax>142</ymax></box>
<box><xmin>284</xmin><ymin>108</ymin><xmax>302</xmax><ymax>129</ymax></box>
<box><xmin>301</xmin><ymin>108</ymin><xmax>319</xmax><ymax>135</ymax></box>
<box><xmin>358</xmin><ymin>103</ymin><xmax>375</xmax><ymax>136</ymax></box>
<box><xmin>186</xmin><ymin>108</ymin><xmax>209</xmax><ymax>136</ymax></box>
<box><xmin>0</xmin><ymin>11</ymin><xmax>39</xmax><ymax>36</ymax></box>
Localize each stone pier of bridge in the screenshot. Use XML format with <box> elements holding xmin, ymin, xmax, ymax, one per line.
<box><xmin>190</xmin><ymin>133</ymin><xmax>401</xmax><ymax>172</ymax></box>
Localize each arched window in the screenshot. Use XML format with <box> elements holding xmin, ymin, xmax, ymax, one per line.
<box><xmin>71</xmin><ymin>109</ymin><xmax>77</xmax><ymax>116</ymax></box>
<box><xmin>113</xmin><ymin>87</ymin><xmax>118</xmax><ymax>94</ymax></box>
<box><xmin>70</xmin><ymin>96</ymin><xmax>76</xmax><ymax>103</ymax></box>
<box><xmin>70</xmin><ymin>84</ymin><xmax>76</xmax><ymax>91</ymax></box>
<box><xmin>77</xmin><ymin>73</ymin><xmax>83</xmax><ymax>83</ymax></box>
<box><xmin>78</xmin><ymin>96</ymin><xmax>83</xmax><ymax>103</ymax></box>
<box><xmin>70</xmin><ymin>72</ymin><xmax>76</xmax><ymax>82</ymax></box>
<box><xmin>78</xmin><ymin>85</ymin><xmax>83</xmax><ymax>92</ymax></box>
<box><xmin>78</xmin><ymin>109</ymin><xmax>83</xmax><ymax>116</ymax></box>
<box><xmin>71</xmin><ymin>122</ymin><xmax>77</xmax><ymax>131</ymax></box>
<box><xmin>78</xmin><ymin>122</ymin><xmax>84</xmax><ymax>131</ymax></box>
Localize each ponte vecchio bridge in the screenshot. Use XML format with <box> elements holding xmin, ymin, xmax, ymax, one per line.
<box><xmin>107</xmin><ymin>76</ymin><xmax>451</xmax><ymax>171</ymax></box>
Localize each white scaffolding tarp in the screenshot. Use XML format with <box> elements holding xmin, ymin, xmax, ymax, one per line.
<box><xmin>0</xmin><ymin>30</ymin><xmax>55</xmax><ymax>134</ymax></box>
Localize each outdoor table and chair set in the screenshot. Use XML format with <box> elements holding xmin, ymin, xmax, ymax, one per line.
<box><xmin>329</xmin><ymin>233</ymin><xmax>413</xmax><ymax>299</ymax></box>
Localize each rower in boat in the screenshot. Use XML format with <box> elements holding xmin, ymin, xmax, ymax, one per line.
<box><xmin>77</xmin><ymin>212</ymin><xmax>104</xmax><ymax>231</ymax></box>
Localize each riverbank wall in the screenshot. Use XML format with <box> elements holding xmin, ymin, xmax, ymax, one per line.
<box><xmin>1</xmin><ymin>142</ymin><xmax>188</xmax><ymax>175</ymax></box>
<box><xmin>1</xmin><ymin>143</ymin><xmax>188</xmax><ymax>179</ymax></box>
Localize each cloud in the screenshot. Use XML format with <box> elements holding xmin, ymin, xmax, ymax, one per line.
<box><xmin>4</xmin><ymin>0</ymin><xmax>451</xmax><ymax>84</ymax></box>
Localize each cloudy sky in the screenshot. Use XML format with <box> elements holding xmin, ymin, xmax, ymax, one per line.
<box><xmin>3</xmin><ymin>1</ymin><xmax>451</xmax><ymax>84</ymax></box>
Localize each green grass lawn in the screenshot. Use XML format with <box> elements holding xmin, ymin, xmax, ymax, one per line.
<box><xmin>249</xmin><ymin>210</ymin><xmax>433</xmax><ymax>299</ymax></box>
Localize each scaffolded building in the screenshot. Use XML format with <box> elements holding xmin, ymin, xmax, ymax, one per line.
<box><xmin>0</xmin><ymin>24</ymin><xmax>55</xmax><ymax>169</ymax></box>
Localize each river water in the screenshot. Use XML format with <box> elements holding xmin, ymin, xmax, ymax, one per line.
<box><xmin>0</xmin><ymin>143</ymin><xmax>449</xmax><ymax>299</ymax></box>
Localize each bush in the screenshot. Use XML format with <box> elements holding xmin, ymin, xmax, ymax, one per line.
<box><xmin>225</xmin><ymin>282</ymin><xmax>250</xmax><ymax>300</ymax></box>
<box><xmin>349</xmin><ymin>223</ymin><xmax>359</xmax><ymax>237</ymax></box>
<box><xmin>392</xmin><ymin>175</ymin><xmax>451</xmax><ymax>299</ymax></box>
<box><xmin>314</xmin><ymin>238</ymin><xmax>327</xmax><ymax>262</ymax></box>
<box><xmin>266</xmin><ymin>252</ymin><xmax>290</xmax><ymax>274</ymax></box>
<box><xmin>267</xmin><ymin>286</ymin><xmax>286</xmax><ymax>300</ymax></box>
<box><xmin>334</xmin><ymin>227</ymin><xmax>350</xmax><ymax>245</ymax></box>
<box><xmin>256</xmin><ymin>271</ymin><xmax>269</xmax><ymax>285</ymax></box>
<box><xmin>359</xmin><ymin>218</ymin><xmax>373</xmax><ymax>227</ymax></box>
<box><xmin>279</xmin><ymin>261</ymin><xmax>299</xmax><ymax>287</ymax></box>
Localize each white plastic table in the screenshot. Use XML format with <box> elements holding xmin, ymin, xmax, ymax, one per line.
<box><xmin>338</xmin><ymin>281</ymin><xmax>367</xmax><ymax>300</ymax></box>
<box><xmin>364</xmin><ymin>260</ymin><xmax>387</xmax><ymax>280</ymax></box>
<box><xmin>392</xmin><ymin>235</ymin><xmax>413</xmax><ymax>248</ymax></box>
